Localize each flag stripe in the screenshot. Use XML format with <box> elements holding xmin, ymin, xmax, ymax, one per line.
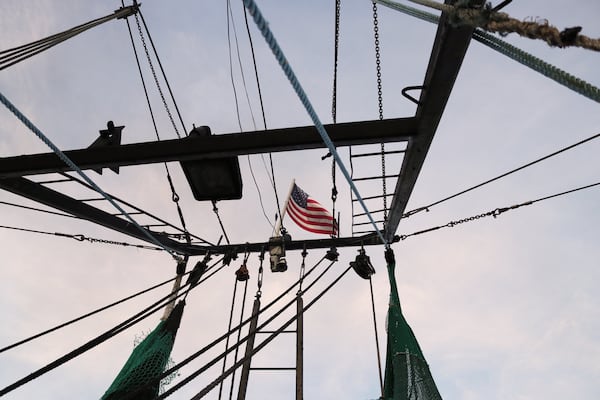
<box><xmin>288</xmin><ymin>201</ymin><xmax>334</xmax><ymax>223</ymax></box>
<box><xmin>285</xmin><ymin>183</ymin><xmax>337</xmax><ymax>235</ymax></box>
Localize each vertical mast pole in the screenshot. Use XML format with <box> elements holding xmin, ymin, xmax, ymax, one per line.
<box><xmin>272</xmin><ymin>179</ymin><xmax>295</xmax><ymax>236</ymax></box>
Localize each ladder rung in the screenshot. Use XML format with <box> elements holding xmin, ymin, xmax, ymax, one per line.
<box><xmin>353</xmin><ymin>230</ymin><xmax>379</xmax><ymax>235</ymax></box>
<box><xmin>112</xmin><ymin>211</ymin><xmax>143</xmax><ymax>216</ymax></box>
<box><xmin>257</xmin><ymin>330</ymin><xmax>297</xmax><ymax>334</ymax></box>
<box><xmin>34</xmin><ymin>178</ymin><xmax>72</xmax><ymax>184</ymax></box>
<box><xmin>353</xmin><ymin>208</ymin><xmax>386</xmax><ymax>217</ymax></box>
<box><xmin>249</xmin><ymin>367</ymin><xmax>296</xmax><ymax>371</ymax></box>
<box><xmin>353</xmin><ymin>220</ymin><xmax>385</xmax><ymax>227</ymax></box>
<box><xmin>352</xmin><ymin>193</ymin><xmax>394</xmax><ymax>201</ymax></box>
<box><xmin>350</xmin><ymin>149</ymin><xmax>405</xmax><ymax>158</ymax></box>
<box><xmin>352</xmin><ymin>174</ymin><xmax>399</xmax><ymax>182</ymax></box>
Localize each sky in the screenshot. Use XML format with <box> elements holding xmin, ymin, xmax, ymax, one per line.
<box><xmin>0</xmin><ymin>0</ymin><xmax>599</xmax><ymax>399</ymax></box>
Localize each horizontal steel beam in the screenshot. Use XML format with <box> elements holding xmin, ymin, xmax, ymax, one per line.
<box><xmin>182</xmin><ymin>233</ymin><xmax>399</xmax><ymax>256</ymax></box>
<box><xmin>384</xmin><ymin>1</ymin><xmax>480</xmax><ymax>242</ymax></box>
<box><xmin>0</xmin><ymin>177</ymin><xmax>186</xmax><ymax>250</ymax></box>
<box><xmin>0</xmin><ymin>118</ymin><xmax>416</xmax><ymax>177</ymax></box>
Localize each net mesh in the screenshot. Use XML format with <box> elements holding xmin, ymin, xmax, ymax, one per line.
<box><xmin>101</xmin><ymin>301</ymin><xmax>185</xmax><ymax>400</ymax></box>
<box><xmin>383</xmin><ymin>250</ymin><xmax>442</xmax><ymax>400</ymax></box>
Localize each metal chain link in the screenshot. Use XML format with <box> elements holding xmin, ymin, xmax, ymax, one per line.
<box><xmin>256</xmin><ymin>248</ymin><xmax>265</xmax><ymax>297</ymax></box>
<box><xmin>134</xmin><ymin>13</ymin><xmax>182</xmax><ymax>139</ymax></box>
<box><xmin>372</xmin><ymin>2</ymin><xmax>388</xmax><ymax>225</ymax></box>
<box><xmin>331</xmin><ymin>0</ymin><xmax>341</xmax><ymax>236</ymax></box>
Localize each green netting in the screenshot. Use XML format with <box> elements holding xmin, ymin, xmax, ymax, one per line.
<box><xmin>101</xmin><ymin>300</ymin><xmax>185</xmax><ymax>400</ymax></box>
<box><xmin>383</xmin><ymin>249</ymin><xmax>442</xmax><ymax>400</ymax></box>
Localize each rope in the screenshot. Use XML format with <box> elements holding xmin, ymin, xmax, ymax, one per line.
<box><xmin>242</xmin><ymin>0</ymin><xmax>388</xmax><ymax>247</ymax></box>
<box><xmin>368</xmin><ymin>277</ymin><xmax>384</xmax><ymax>397</ymax></box>
<box><xmin>374</xmin><ymin>0</ymin><xmax>600</xmax><ymax>103</ymax></box>
<box><xmin>401</xmin><ymin>0</ymin><xmax>600</xmax><ymax>51</ymax></box>
<box><xmin>403</xmin><ymin>132</ymin><xmax>600</xmax><ymax>218</ymax></box>
<box><xmin>399</xmin><ymin>181</ymin><xmax>600</xmax><ymax>240</ymax></box>
<box><xmin>0</xmin><ymin>91</ymin><xmax>183</xmax><ymax>259</ymax></box>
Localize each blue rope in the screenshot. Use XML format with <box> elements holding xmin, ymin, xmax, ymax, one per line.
<box><xmin>0</xmin><ymin>90</ymin><xmax>182</xmax><ymax>259</ymax></box>
<box><xmin>242</xmin><ymin>0</ymin><xmax>388</xmax><ymax>246</ymax></box>
<box><xmin>374</xmin><ymin>0</ymin><xmax>600</xmax><ymax>103</ymax></box>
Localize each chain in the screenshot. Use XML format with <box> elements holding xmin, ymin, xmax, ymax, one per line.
<box><xmin>330</xmin><ymin>0</ymin><xmax>341</xmax><ymax>237</ymax></box>
<box><xmin>298</xmin><ymin>245</ymin><xmax>308</xmax><ymax>294</ymax></box>
<box><xmin>84</xmin><ymin>236</ymin><xmax>163</xmax><ymax>250</ymax></box>
<box><xmin>332</xmin><ymin>0</ymin><xmax>341</xmax><ymax>125</ymax></box>
<box><xmin>256</xmin><ymin>248</ymin><xmax>265</xmax><ymax>298</ymax></box>
<box><xmin>399</xmin><ymin>206</ymin><xmax>516</xmax><ymax>240</ymax></box>
<box><xmin>134</xmin><ymin>13</ymin><xmax>182</xmax><ymax>139</ymax></box>
<box><xmin>372</xmin><ymin>2</ymin><xmax>387</xmax><ymax>225</ymax></box>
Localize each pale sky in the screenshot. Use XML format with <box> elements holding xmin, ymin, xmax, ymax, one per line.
<box><xmin>0</xmin><ymin>1</ymin><xmax>599</xmax><ymax>399</ymax></box>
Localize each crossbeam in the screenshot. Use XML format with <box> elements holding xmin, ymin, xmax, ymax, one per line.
<box><xmin>0</xmin><ymin>118</ymin><xmax>416</xmax><ymax>178</ymax></box>
<box><xmin>384</xmin><ymin>0</ymin><xmax>481</xmax><ymax>241</ymax></box>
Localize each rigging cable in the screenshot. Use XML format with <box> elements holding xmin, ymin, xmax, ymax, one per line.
<box><xmin>227</xmin><ymin>260</ymin><xmax>250</xmax><ymax>400</ymax></box>
<box><xmin>0</xmin><ymin>224</ymin><xmax>162</xmax><ymax>250</ymax></box>
<box><xmin>242</xmin><ymin>0</ymin><xmax>388</xmax><ymax>246</ymax></box>
<box><xmin>58</xmin><ymin>172</ymin><xmax>213</xmax><ymax>245</ymax></box>
<box><xmin>187</xmin><ymin>263</ymin><xmax>353</xmax><ymax>399</ymax></box>
<box><xmin>217</xmin><ymin>251</ymin><xmax>250</xmax><ymax>400</ymax></box>
<box><xmin>127</xmin><ymin>254</ymin><xmax>330</xmax><ymax>398</ymax></box>
<box><xmin>242</xmin><ymin>2</ymin><xmax>283</xmax><ymax>227</ymax></box>
<box><xmin>0</xmin><ymin>5</ymin><xmax>138</xmax><ymax>71</ymax></box>
<box><xmin>157</xmin><ymin>256</ymin><xmax>342</xmax><ymax>399</ymax></box>
<box><xmin>369</xmin><ymin>276</ymin><xmax>384</xmax><ymax>397</ymax></box>
<box><xmin>0</xmin><ymin>256</ymin><xmax>225</xmax><ymax>397</ymax></box>
<box><xmin>373</xmin><ymin>0</ymin><xmax>600</xmax><ymax>103</ymax></box>
<box><xmin>0</xmin><ymin>91</ymin><xmax>183</xmax><ymax>258</ymax></box>
<box><xmin>123</xmin><ymin>0</ymin><xmax>192</xmax><ymax>246</ymax></box>
<box><xmin>0</xmin><ymin>271</ymin><xmax>189</xmax><ymax>354</ymax></box>
<box><xmin>226</xmin><ymin>0</ymin><xmax>274</xmax><ymax>230</ymax></box>
<box><xmin>0</xmin><ymin>200</ymin><xmax>77</xmax><ymax>219</ymax></box>
<box><xmin>403</xmin><ymin>132</ymin><xmax>600</xmax><ymax>218</ymax></box>
<box><xmin>399</xmin><ymin>181</ymin><xmax>600</xmax><ymax>240</ymax></box>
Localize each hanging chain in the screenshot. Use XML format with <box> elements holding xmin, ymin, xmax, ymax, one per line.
<box><xmin>372</xmin><ymin>2</ymin><xmax>387</xmax><ymax>226</ymax></box>
<box><xmin>330</xmin><ymin>0</ymin><xmax>341</xmax><ymax>237</ymax></box>
<box><xmin>256</xmin><ymin>248</ymin><xmax>265</xmax><ymax>298</ymax></box>
<box><xmin>133</xmin><ymin>13</ymin><xmax>182</xmax><ymax>139</ymax></box>
<box><xmin>298</xmin><ymin>245</ymin><xmax>308</xmax><ymax>294</ymax></box>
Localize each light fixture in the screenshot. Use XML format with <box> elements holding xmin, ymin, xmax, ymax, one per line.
<box><xmin>180</xmin><ymin>125</ymin><xmax>243</xmax><ymax>201</ymax></box>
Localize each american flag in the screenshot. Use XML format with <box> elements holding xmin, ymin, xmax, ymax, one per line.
<box><xmin>286</xmin><ymin>183</ymin><xmax>338</xmax><ymax>235</ymax></box>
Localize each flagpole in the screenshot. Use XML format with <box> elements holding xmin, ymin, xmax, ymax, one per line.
<box><xmin>273</xmin><ymin>179</ymin><xmax>295</xmax><ymax>236</ymax></box>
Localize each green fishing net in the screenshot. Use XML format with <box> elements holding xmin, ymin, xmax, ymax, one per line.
<box><xmin>101</xmin><ymin>301</ymin><xmax>185</xmax><ymax>400</ymax></box>
<box><xmin>383</xmin><ymin>250</ymin><xmax>442</xmax><ymax>400</ymax></box>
